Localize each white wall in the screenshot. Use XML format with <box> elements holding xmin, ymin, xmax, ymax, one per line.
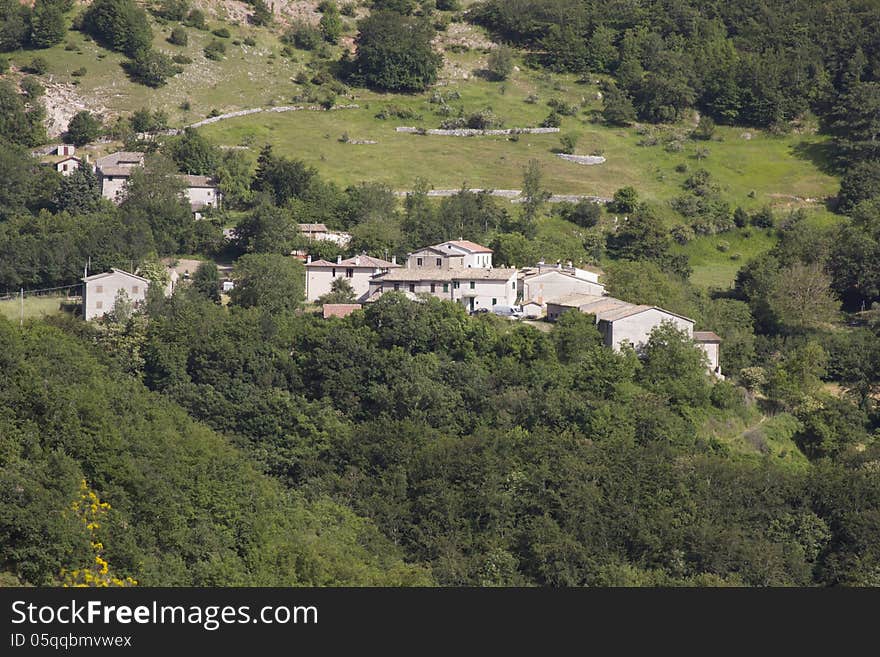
<box><xmin>698</xmin><ymin>342</ymin><xmax>720</xmax><ymax>374</ymax></box>
<box><xmin>605</xmin><ymin>312</ymin><xmax>694</xmax><ymax>351</ymax></box>
<box><xmin>522</xmin><ymin>272</ymin><xmax>605</xmax><ymax>304</ymax></box>
<box><xmin>100</xmin><ymin>176</ymin><xmax>129</xmax><ymax>203</ymax></box>
<box><xmin>372</xmin><ymin>274</ymin><xmax>517</xmax><ymax>310</ymax></box>
<box><xmin>185</xmin><ymin>186</ymin><xmax>222</xmax><ymax>209</ymax></box>
<box><xmin>56</xmin><ymin>160</ymin><xmax>80</xmax><ymax>176</ymax></box>
<box><xmin>434</xmin><ymin>243</ymin><xmax>493</xmax><ymax>268</ymax></box>
<box><xmin>306</xmin><ymin>266</ymin><xmax>382</xmax><ymax>302</ymax></box>
<box><xmin>83</xmin><ymin>273</ymin><xmax>148</xmax><ymax>321</ymax></box>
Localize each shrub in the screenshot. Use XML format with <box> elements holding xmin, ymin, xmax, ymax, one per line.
<box><xmin>172</xmin><ymin>54</ymin><xmax>192</xmax><ymax>65</ymax></box>
<box><xmin>204</xmin><ymin>40</ymin><xmax>226</xmax><ymax>61</ymax></box>
<box><xmin>129</xmin><ymin>49</ymin><xmax>181</xmax><ymax>87</ymax></box>
<box><xmin>71</xmin><ymin>67</ymin><xmax>87</xmax><ymax>77</ymax></box>
<box><xmin>284</xmin><ymin>22</ymin><xmax>322</xmax><ymax>50</ymax></box>
<box><xmin>541</xmin><ymin>111</ymin><xmax>561</xmax><ymax>128</ymax></box>
<box><xmin>750</xmin><ymin>206</ymin><xmax>775</xmax><ymax>228</ymax></box>
<box><xmin>184</xmin><ymin>9</ymin><xmax>206</xmax><ymax>29</ymax></box>
<box><xmin>733</xmin><ymin>206</ymin><xmax>749</xmax><ymax>228</ymax></box>
<box><xmin>157</xmin><ymin>0</ymin><xmax>189</xmax><ymax>21</ymax></box>
<box><xmin>65</xmin><ymin>41</ymin><xmax>78</xmax><ymax>51</ymax></box>
<box><xmin>466</xmin><ymin>108</ymin><xmax>501</xmax><ymax>130</ymax></box>
<box><xmin>28</xmin><ymin>57</ymin><xmax>50</xmax><ymax>75</ymax></box>
<box><xmin>341</xmin><ymin>2</ymin><xmax>357</xmax><ymax>16</ymax></box>
<box><xmin>0</xmin><ymin>57</ymin><xmax>8</xmax><ymax>75</ymax></box>
<box><xmin>692</xmin><ymin>115</ymin><xmax>716</xmax><ymax>140</ymax></box>
<box><xmin>487</xmin><ymin>44</ymin><xmax>514</xmax><ymax>80</ymax></box>
<box><xmin>243</xmin><ymin>36</ymin><xmax>257</xmax><ymax>46</ymax></box>
<box><xmin>168</xmin><ymin>26</ymin><xmax>188</xmax><ymax>46</ymax></box>
<box><xmin>558</xmin><ymin>133</ymin><xmax>577</xmax><ymax>154</ymax></box>
<box><xmin>716</xmin><ymin>240</ymin><xmax>730</xmax><ymax>252</ymax></box>
<box><xmin>436</xmin><ymin>0</ymin><xmax>460</xmax><ymax>8</ymax></box>
<box><xmin>212</xmin><ymin>27</ymin><xmax>231</xmax><ymax>38</ymax></box>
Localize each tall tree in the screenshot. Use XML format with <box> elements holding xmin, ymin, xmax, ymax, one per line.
<box><xmin>352</xmin><ymin>11</ymin><xmax>441</xmax><ymax>91</ymax></box>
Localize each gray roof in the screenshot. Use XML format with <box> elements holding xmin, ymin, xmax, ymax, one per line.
<box><xmin>96</xmin><ymin>151</ymin><xmax>145</xmax><ymax>168</ymax></box>
<box><xmin>82</xmin><ymin>268</ymin><xmax>150</xmax><ymax>284</ymax></box>
<box><xmin>181</xmin><ymin>174</ymin><xmax>218</xmax><ymax>188</ymax></box>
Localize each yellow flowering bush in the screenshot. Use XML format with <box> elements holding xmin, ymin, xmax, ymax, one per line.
<box><xmin>60</xmin><ymin>480</ymin><xmax>137</xmax><ymax>587</ymax></box>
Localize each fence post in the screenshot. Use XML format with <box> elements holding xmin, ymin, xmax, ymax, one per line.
<box><xmin>19</xmin><ymin>288</ymin><xmax>23</xmax><ymax>328</ymax></box>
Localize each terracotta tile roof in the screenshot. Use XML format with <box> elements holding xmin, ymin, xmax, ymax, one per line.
<box><xmin>322</xmin><ymin>304</ymin><xmax>362</xmax><ymax>318</ymax></box>
<box><xmin>694</xmin><ymin>331</ymin><xmax>722</xmax><ymax>342</ymax></box>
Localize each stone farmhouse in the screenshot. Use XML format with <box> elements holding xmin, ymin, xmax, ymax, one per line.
<box><xmin>96</xmin><ymin>151</ymin><xmax>145</xmax><ymax>203</ymax></box>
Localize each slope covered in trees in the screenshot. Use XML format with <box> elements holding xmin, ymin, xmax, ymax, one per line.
<box><xmin>0</xmin><ymin>315</ymin><xmax>430</xmax><ymax>586</ymax></box>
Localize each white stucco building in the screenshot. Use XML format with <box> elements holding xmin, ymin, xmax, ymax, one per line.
<box><xmin>432</xmin><ymin>240</ymin><xmax>494</xmax><ymax>268</ymax></box>
<box><xmin>519</xmin><ymin>269</ymin><xmax>606</xmax><ymax>308</ymax></box>
<box><xmin>182</xmin><ymin>175</ymin><xmax>222</xmax><ymax>212</ymax></box>
<box><xmin>81</xmin><ymin>269</ymin><xmax>150</xmax><ymax>321</ymax></box>
<box><xmin>305</xmin><ymin>254</ymin><xmax>399</xmax><ymax>302</ymax></box>
<box><xmin>96</xmin><ymin>151</ymin><xmax>145</xmax><ymax>203</ymax></box>
<box><xmin>546</xmin><ymin>294</ymin><xmax>721</xmax><ymax>375</ymax></box>
<box><xmin>367</xmin><ymin>241</ymin><xmax>515</xmax><ymax>312</ymax></box>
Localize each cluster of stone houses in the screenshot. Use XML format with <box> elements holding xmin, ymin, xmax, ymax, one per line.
<box><xmin>35</xmin><ymin>146</ymin><xmax>223</xmax><ymax>213</ymax></box>
<box><xmin>305</xmin><ymin>240</ymin><xmax>722</xmax><ymax>376</ymax></box>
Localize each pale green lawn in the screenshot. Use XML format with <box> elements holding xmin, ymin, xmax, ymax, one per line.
<box><xmin>0</xmin><ymin>295</ymin><xmax>71</xmax><ymax>322</ymax></box>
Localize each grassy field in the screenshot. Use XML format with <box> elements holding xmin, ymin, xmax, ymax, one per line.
<box><xmin>5</xmin><ymin>10</ymin><xmax>843</xmax><ymax>289</ymax></box>
<box><xmin>0</xmin><ymin>295</ymin><xmax>72</xmax><ymax>322</ymax></box>
<box><xmin>702</xmin><ymin>409</ymin><xmax>810</xmax><ymax>471</ymax></box>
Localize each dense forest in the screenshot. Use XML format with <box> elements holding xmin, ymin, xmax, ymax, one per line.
<box><xmin>2</xmin><ymin>281</ymin><xmax>880</xmax><ymax>585</ymax></box>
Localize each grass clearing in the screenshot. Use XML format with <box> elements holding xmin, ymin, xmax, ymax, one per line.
<box><xmin>0</xmin><ymin>295</ymin><xmax>73</xmax><ymax>322</ymax></box>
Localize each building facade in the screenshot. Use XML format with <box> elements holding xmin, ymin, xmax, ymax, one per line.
<box><xmin>305</xmin><ymin>254</ymin><xmax>399</xmax><ymax>302</ymax></box>
<box><xmin>182</xmin><ymin>175</ymin><xmax>223</xmax><ymax>212</ymax></box>
<box><xmin>81</xmin><ymin>269</ymin><xmax>150</xmax><ymax>321</ymax></box>
<box><xmin>96</xmin><ymin>152</ymin><xmax>145</xmax><ymax>203</ymax></box>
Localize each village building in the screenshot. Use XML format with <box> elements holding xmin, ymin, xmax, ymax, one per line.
<box><xmin>305</xmin><ymin>254</ymin><xmax>399</xmax><ymax>302</ymax></box>
<box><xmin>96</xmin><ymin>151</ymin><xmax>145</xmax><ymax>203</ymax></box>
<box><xmin>298</xmin><ymin>223</ymin><xmax>352</xmax><ymax>247</ymax></box>
<box><xmin>546</xmin><ymin>294</ymin><xmax>721</xmax><ymax>376</ymax></box>
<box><xmin>432</xmin><ymin>240</ymin><xmax>494</xmax><ymax>268</ymax></box>
<box><xmin>81</xmin><ymin>269</ymin><xmax>150</xmax><ymax>321</ymax></box>
<box><xmin>519</xmin><ymin>268</ymin><xmax>606</xmax><ymax>308</ymax></box>
<box><xmin>694</xmin><ymin>331</ymin><xmax>723</xmax><ymax>376</ymax></box>
<box><xmin>367</xmin><ymin>241</ymin><xmax>515</xmax><ymax>312</ymax></box>
<box><xmin>181</xmin><ymin>175</ymin><xmax>223</xmax><ymax>214</ymax></box>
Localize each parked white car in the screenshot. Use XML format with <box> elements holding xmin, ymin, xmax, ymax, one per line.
<box><xmin>492</xmin><ymin>304</ymin><xmax>523</xmax><ymax>318</ymax></box>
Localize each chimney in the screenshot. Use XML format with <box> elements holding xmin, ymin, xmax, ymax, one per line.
<box><xmin>354</xmin><ymin>255</ymin><xmax>361</xmax><ymax>266</ymax></box>
<box><xmin>391</xmin><ymin>255</ymin><xmax>397</xmax><ymax>265</ymax></box>
<box><xmin>337</xmin><ymin>255</ymin><xmax>342</xmax><ymax>264</ymax></box>
<box><xmin>307</xmin><ymin>254</ymin><xmax>312</xmax><ymax>264</ymax></box>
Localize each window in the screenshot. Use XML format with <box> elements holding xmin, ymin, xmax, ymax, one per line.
<box><xmin>95</xmin><ymin>301</ymin><xmax>103</xmax><ymax>309</ymax></box>
<box><xmin>469</xmin><ymin>281</ymin><xmax>475</xmax><ymax>289</ymax></box>
<box><xmin>492</xmin><ymin>298</ymin><xmax>497</xmax><ymax>305</ymax></box>
<box><xmin>393</xmin><ymin>283</ymin><xmax>400</xmax><ymax>291</ymax></box>
<box><xmin>409</xmin><ymin>283</ymin><xmax>415</xmax><ymax>293</ymax></box>
<box><xmin>436</xmin><ymin>258</ymin><xmax>442</xmax><ymax>267</ymax></box>
<box><xmin>346</xmin><ymin>268</ymin><xmax>354</xmax><ymax>278</ymax></box>
<box><xmin>331</xmin><ymin>268</ymin><xmax>336</xmax><ymax>277</ymax></box>
<box><xmin>417</xmin><ymin>257</ymin><xmax>423</xmax><ymax>266</ymax></box>
<box><xmin>132</xmin><ymin>286</ymin><xmax>139</xmax><ymax>294</ymax></box>
<box><xmin>430</xmin><ymin>283</ymin><xmax>436</xmax><ymax>293</ymax></box>
<box><xmin>443</xmin><ymin>283</ymin><xmax>449</xmax><ymax>293</ymax></box>
<box><xmin>512</xmin><ymin>281</ymin><xmax>516</xmax><ymax>289</ymax></box>
<box><xmin>95</xmin><ymin>285</ymin><xmax>103</xmax><ymax>294</ymax></box>
<box><xmin>453</xmin><ymin>281</ymin><xmax>460</xmax><ymax>289</ymax></box>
